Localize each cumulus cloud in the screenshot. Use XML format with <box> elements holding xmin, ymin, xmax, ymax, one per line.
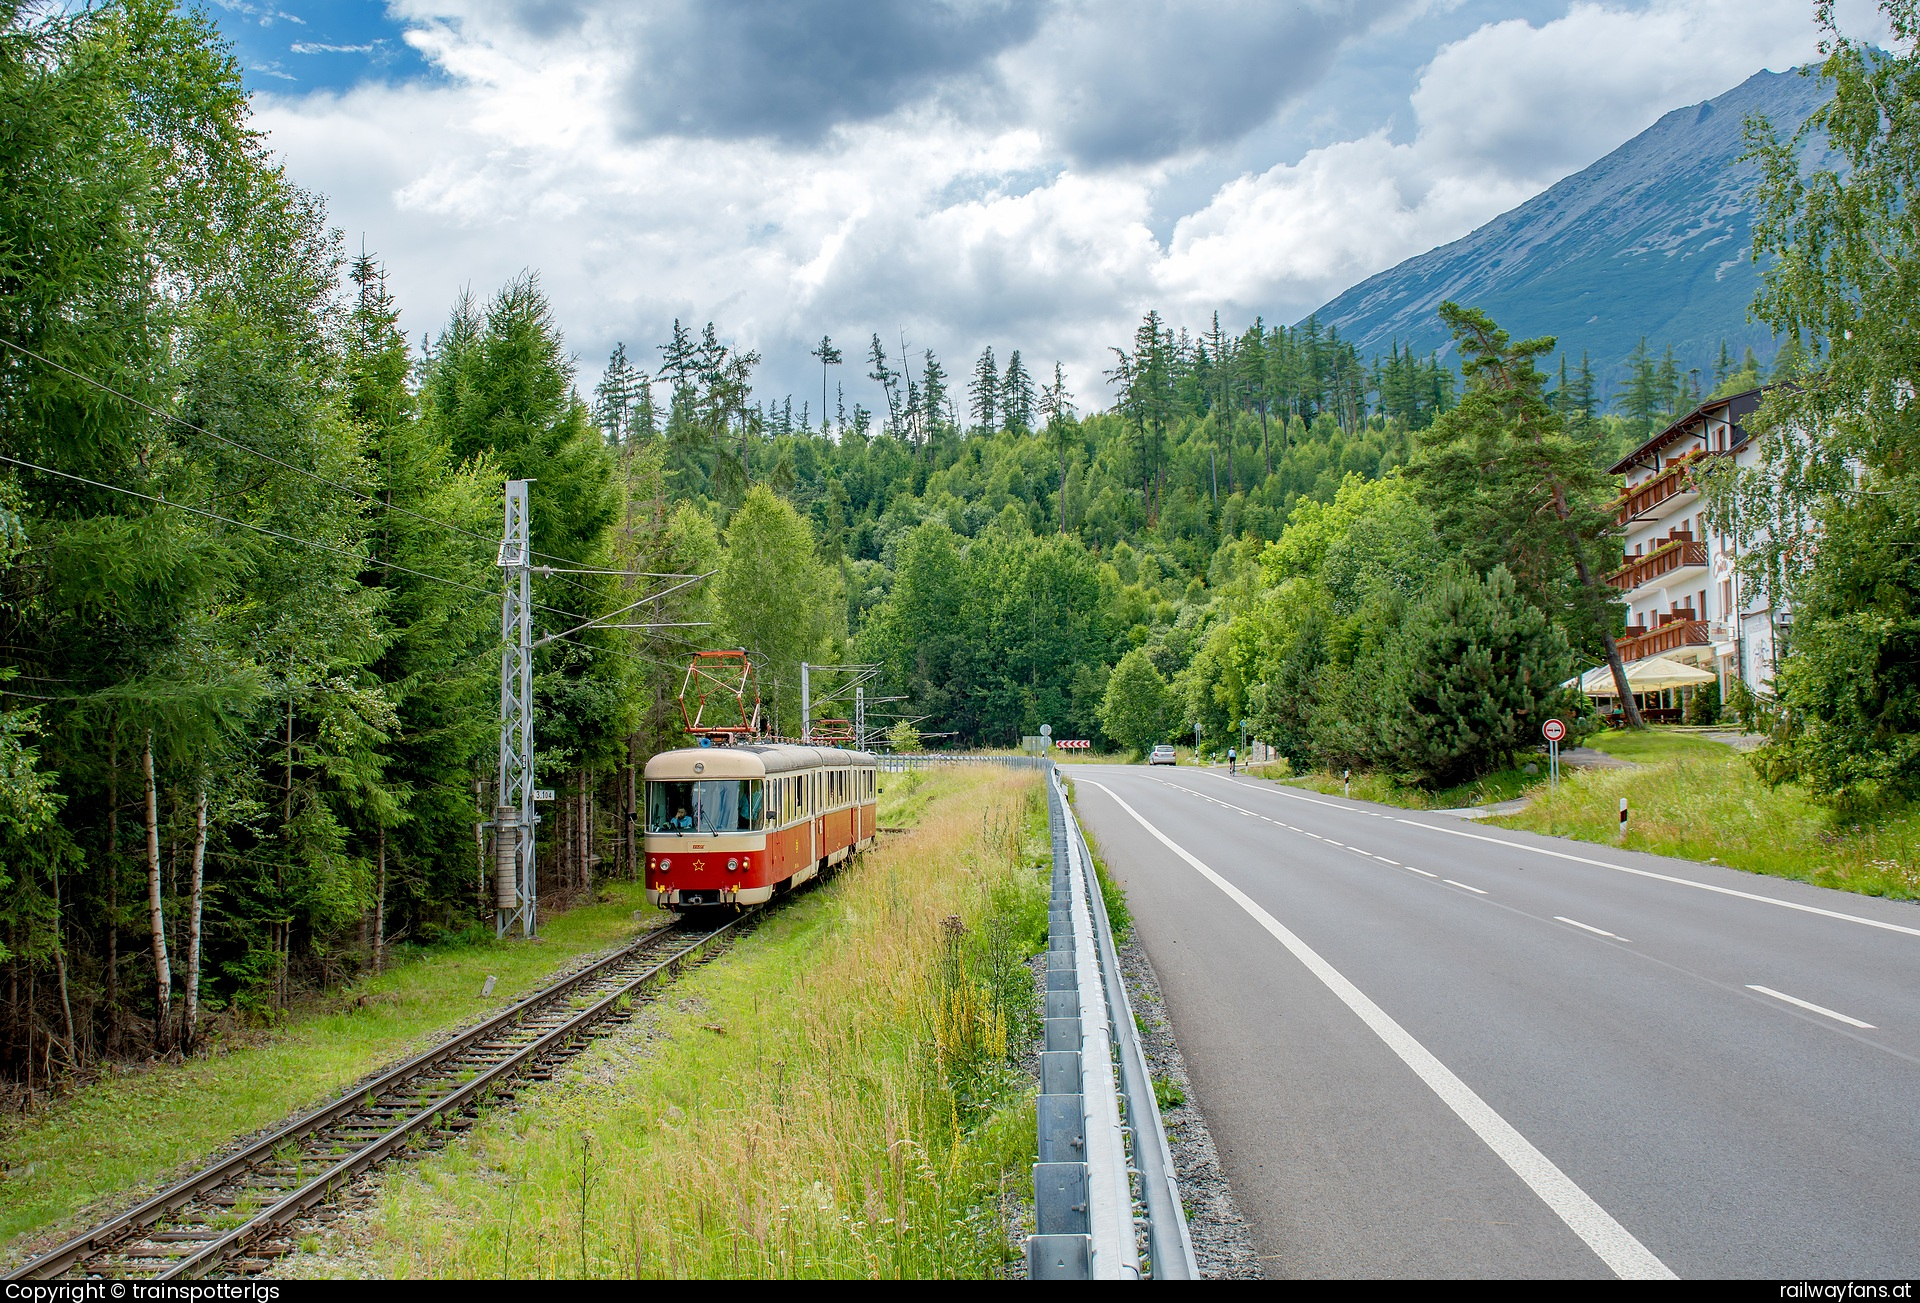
<box><xmin>1151</xmin><ymin>0</ymin><xmax>1841</xmax><ymax>319</ymax></box>
<box><xmin>1410</xmin><ymin>0</ymin><xmax>1841</xmax><ymax>182</ymax></box>
<box><xmin>258</xmin><ymin>0</ymin><xmax>1838</xmax><ymax>407</ymax></box>
<box><xmin>1003</xmin><ymin>0</ymin><xmax>1423</xmax><ymax>165</ymax></box>
<box><xmin>620</xmin><ymin>0</ymin><xmax>1042</xmax><ymax>142</ymax></box>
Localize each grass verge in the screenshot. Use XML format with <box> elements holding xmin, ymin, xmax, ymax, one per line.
<box><xmin>1583</xmin><ymin>727</ymin><xmax>1732</xmax><ymax>764</ymax></box>
<box><xmin>1265</xmin><ymin>764</ymin><xmax>1545</xmax><ymax>812</ymax></box>
<box><xmin>338</xmin><ymin>765</ymin><xmax>1051</xmax><ymax>1279</ymax></box>
<box><xmin>0</xmin><ymin>883</ymin><xmax>658</xmax><ymax>1255</ymax></box>
<box><xmin>1493</xmin><ymin>744</ymin><xmax>1920</xmax><ymax>900</ymax></box>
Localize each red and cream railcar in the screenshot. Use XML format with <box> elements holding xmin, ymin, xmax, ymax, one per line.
<box><xmin>642</xmin><ymin>744</ymin><xmax>879</xmax><ymax>911</ymax></box>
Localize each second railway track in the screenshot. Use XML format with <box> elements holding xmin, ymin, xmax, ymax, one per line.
<box><xmin>9</xmin><ymin>913</ymin><xmax>749</xmax><ymax>1281</ymax></box>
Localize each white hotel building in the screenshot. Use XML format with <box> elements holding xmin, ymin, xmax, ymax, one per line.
<box><xmin>1606</xmin><ymin>386</ymin><xmax>1784</xmax><ymax>709</ymax></box>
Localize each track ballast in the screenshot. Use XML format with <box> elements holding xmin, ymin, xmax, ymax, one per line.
<box><xmin>8</xmin><ymin>914</ymin><xmax>745</xmax><ymax>1280</ymax></box>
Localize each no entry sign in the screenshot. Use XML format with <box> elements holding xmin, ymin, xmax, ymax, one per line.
<box><xmin>1542</xmin><ymin>718</ymin><xmax>1567</xmax><ymax>743</ymax></box>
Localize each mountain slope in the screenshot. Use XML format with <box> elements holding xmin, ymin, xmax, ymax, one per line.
<box><xmin>1307</xmin><ymin>68</ymin><xmax>1830</xmax><ymax>385</ymax></box>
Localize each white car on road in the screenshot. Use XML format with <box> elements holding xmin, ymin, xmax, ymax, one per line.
<box><xmin>1147</xmin><ymin>744</ymin><xmax>1178</xmax><ymax>766</ymax></box>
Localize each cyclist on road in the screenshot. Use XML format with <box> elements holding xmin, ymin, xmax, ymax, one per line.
<box><xmin>1228</xmin><ymin>746</ymin><xmax>1237</xmax><ymax>776</ymax></box>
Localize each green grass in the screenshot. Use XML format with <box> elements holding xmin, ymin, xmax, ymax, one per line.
<box><xmin>0</xmin><ymin>882</ymin><xmax>659</xmax><ymax>1258</ymax></box>
<box><xmin>1493</xmin><ymin>744</ymin><xmax>1920</xmax><ymax>900</ymax></box>
<box><xmin>1243</xmin><ymin>727</ymin><xmax>1920</xmax><ymax>900</ymax></box>
<box><xmin>334</xmin><ymin>767</ymin><xmax>1050</xmax><ymax>1279</ymax></box>
<box><xmin>1270</xmin><ymin>765</ymin><xmax>1546</xmax><ymax>812</ymax></box>
<box><xmin>1585</xmin><ymin>728</ymin><xmax>1732</xmax><ymax>764</ymax></box>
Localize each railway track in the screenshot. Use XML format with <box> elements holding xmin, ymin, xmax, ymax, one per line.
<box><xmin>8</xmin><ymin>914</ymin><xmax>747</xmax><ymax>1281</ymax></box>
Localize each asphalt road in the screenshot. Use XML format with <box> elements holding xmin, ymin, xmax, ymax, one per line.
<box><xmin>1070</xmin><ymin>764</ymin><xmax>1920</xmax><ymax>1280</ymax></box>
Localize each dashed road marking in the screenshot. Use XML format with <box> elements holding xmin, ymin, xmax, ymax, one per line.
<box><xmin>1554</xmin><ymin>916</ymin><xmax>1630</xmax><ymax>943</ymax></box>
<box><xmin>1076</xmin><ymin>779</ymin><xmax>1675</xmax><ymax>1282</ymax></box>
<box><xmin>1745</xmin><ymin>984</ymin><xmax>1875</xmax><ymax>1029</ymax></box>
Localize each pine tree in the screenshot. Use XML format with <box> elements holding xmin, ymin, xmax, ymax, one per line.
<box><xmin>969</xmin><ymin>346</ymin><xmax>999</xmax><ymax>433</ymax></box>
<box><xmin>810</xmin><ymin>335</ymin><xmax>842</xmax><ymax>438</ymax></box>
<box><xmin>1411</xmin><ymin>303</ymin><xmax>1645</xmax><ymax>727</ymax></box>
<box><xmin>592</xmin><ymin>342</ymin><xmax>649</xmax><ymax>448</ymax></box>
<box><xmin>920</xmin><ymin>351</ymin><xmax>950</xmax><ymax>444</ymax></box>
<box><xmin>1001</xmin><ymin>350</ymin><xmax>1035</xmax><ymax>434</ymax></box>
<box><xmin>867</xmin><ymin>334</ymin><xmax>902</xmax><ymax>438</ymax></box>
<box><xmin>1376</xmin><ymin>564</ymin><xmax>1573</xmax><ymax>788</ymax></box>
<box><xmin>1618</xmin><ymin>338</ymin><xmax>1662</xmax><ymax>442</ymax></box>
<box><xmin>1041</xmin><ymin>362</ymin><xmax>1077</xmax><ymax>533</ymax></box>
<box><xmin>1656</xmin><ymin>346</ymin><xmax>1683</xmax><ymax>418</ymax></box>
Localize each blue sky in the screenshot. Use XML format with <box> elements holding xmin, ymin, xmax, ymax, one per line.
<box><xmin>211</xmin><ymin>0</ymin><xmax>432</xmax><ymax>90</ymax></box>
<box><xmin>232</xmin><ymin>1</ymin><xmax>1858</xmax><ymax>412</ymax></box>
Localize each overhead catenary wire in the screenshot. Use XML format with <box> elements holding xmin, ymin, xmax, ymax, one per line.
<box><xmin>0</xmin><ymin>452</ymin><xmax>504</xmax><ymax>602</ymax></box>
<box><xmin>0</xmin><ymin>453</ymin><xmax>642</xmax><ymax>632</ymax></box>
<box><xmin>0</xmin><ymin>335</ymin><xmax>669</xmax><ymax>577</ymax></box>
<box><xmin>0</xmin><ymin>344</ymin><xmax>831</xmax><ymax>714</ymax></box>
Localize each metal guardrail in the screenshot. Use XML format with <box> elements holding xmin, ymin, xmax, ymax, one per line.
<box><xmin>876</xmin><ymin>752</ymin><xmax>1051</xmax><ymax>771</ymax></box>
<box><xmin>1031</xmin><ymin>765</ymin><xmax>1196</xmax><ymax>1279</ymax></box>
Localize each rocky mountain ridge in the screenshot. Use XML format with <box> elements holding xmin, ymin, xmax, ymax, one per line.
<box><xmin>1307</xmin><ymin>67</ymin><xmax>1830</xmax><ymax>388</ymax></box>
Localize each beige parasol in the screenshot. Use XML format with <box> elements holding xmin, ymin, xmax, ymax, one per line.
<box><xmin>1570</xmin><ymin>655</ymin><xmax>1718</xmax><ymax>696</ymax></box>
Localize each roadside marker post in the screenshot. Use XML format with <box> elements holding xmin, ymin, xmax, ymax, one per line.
<box><xmin>1542</xmin><ymin>718</ymin><xmax>1566</xmax><ymax>788</ymax></box>
<box><xmin>1619</xmin><ymin>796</ymin><xmax>1629</xmax><ymax>839</ymax></box>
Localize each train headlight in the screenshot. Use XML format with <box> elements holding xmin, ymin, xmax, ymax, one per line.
<box><xmin>660</xmin><ymin>858</ymin><xmax>671</xmax><ymax>871</ymax></box>
<box><xmin>727</xmin><ymin>858</ymin><xmax>739</xmax><ymax>872</ymax></box>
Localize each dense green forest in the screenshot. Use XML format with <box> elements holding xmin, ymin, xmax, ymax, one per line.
<box><xmin>0</xmin><ymin>0</ymin><xmax>1904</xmax><ymax>1085</ymax></box>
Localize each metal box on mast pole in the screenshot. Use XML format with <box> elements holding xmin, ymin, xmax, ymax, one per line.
<box><xmin>496</xmin><ymin>480</ymin><xmax>537</xmax><ymax>938</ymax></box>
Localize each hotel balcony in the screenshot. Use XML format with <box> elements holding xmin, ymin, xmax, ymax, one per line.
<box><xmin>1605</xmin><ymin>532</ymin><xmax>1708</xmax><ymax>597</ymax></box>
<box><xmin>1614</xmin><ymin>449</ymin><xmax>1712</xmax><ymax>526</ymax></box>
<box><xmin>1617</xmin><ymin>613</ymin><xmax>1711</xmax><ymax>663</ymax></box>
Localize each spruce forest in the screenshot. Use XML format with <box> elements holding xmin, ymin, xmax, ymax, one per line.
<box><xmin>0</xmin><ymin>0</ymin><xmax>1909</xmax><ymax>1089</ymax></box>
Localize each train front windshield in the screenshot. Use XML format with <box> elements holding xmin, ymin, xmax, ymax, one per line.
<box><xmin>647</xmin><ymin>779</ymin><xmax>764</xmax><ymax>833</ymax></box>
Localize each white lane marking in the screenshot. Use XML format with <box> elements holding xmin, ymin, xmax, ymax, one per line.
<box><xmin>1555</xmin><ymin>916</ymin><xmax>1630</xmax><ymax>943</ymax></box>
<box><xmin>1079</xmin><ymin>779</ymin><xmax>1676</xmax><ymax>1281</ymax></box>
<box><xmin>1375</xmin><ymin>856</ymin><xmax>1401</xmax><ymax>866</ymax></box>
<box><xmin>1325</xmin><ymin>840</ymin><xmax>1345</xmax><ymax>848</ymax></box>
<box><xmin>1385</xmin><ymin>816</ymin><xmax>1920</xmax><ymax>940</ymax></box>
<box><xmin>1745</xmin><ymin>985</ymin><xmax>1876</xmax><ymax>1029</ymax></box>
<box><xmin>1209</xmin><ymin>772</ymin><xmax>1370</xmax><ymax>814</ymax></box>
<box><xmin>1407</xmin><ymin>867</ymin><xmax>1440</xmax><ymax>878</ymax></box>
<box><xmin>1445</xmin><ymin>880</ymin><xmax>1489</xmax><ymax>895</ymax></box>
<box><xmin>1185</xmin><ymin>771</ymin><xmax>1920</xmax><ymax>943</ymax></box>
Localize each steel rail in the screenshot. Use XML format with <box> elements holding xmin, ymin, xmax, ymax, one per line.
<box><xmin>161</xmin><ymin>919</ymin><xmax>742</xmax><ymax>1278</ymax></box>
<box><xmin>8</xmin><ymin>917</ymin><xmax>739</xmax><ymax>1281</ymax></box>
